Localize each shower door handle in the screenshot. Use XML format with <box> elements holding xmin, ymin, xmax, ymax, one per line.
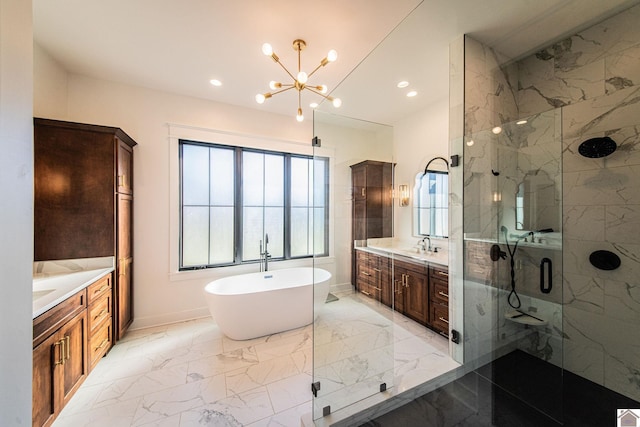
<box><xmin>540</xmin><ymin>258</ymin><xmax>552</xmax><ymax>294</ymax></box>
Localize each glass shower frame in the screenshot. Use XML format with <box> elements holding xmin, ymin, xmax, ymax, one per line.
<box><xmin>462</xmin><ymin>109</ymin><xmax>564</xmax><ymax>422</ymax></box>
<box><xmin>311</xmin><ymin>110</ymin><xmax>397</xmax><ymax>421</ymax></box>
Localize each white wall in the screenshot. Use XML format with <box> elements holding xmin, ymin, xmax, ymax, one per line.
<box><xmin>393</xmin><ymin>98</ymin><xmax>449</xmax><ymax>242</ymax></box>
<box><xmin>0</xmin><ymin>0</ymin><xmax>34</xmax><ymax>424</ymax></box>
<box><xmin>33</xmin><ymin>43</ymin><xmax>68</xmax><ymax>118</ymax></box>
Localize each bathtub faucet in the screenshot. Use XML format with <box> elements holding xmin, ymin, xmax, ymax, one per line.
<box><xmin>260</xmin><ymin>233</ymin><xmax>271</xmax><ymax>272</ymax></box>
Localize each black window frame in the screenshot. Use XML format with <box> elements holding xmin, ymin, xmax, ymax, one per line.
<box><xmin>179</xmin><ymin>139</ymin><xmax>329</xmax><ymax>271</ymax></box>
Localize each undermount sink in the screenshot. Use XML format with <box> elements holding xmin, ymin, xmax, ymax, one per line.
<box><xmin>33</xmin><ymin>289</ymin><xmax>55</xmax><ymax>301</ymax></box>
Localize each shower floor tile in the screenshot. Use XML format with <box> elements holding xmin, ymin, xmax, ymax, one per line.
<box><xmin>52</xmin><ymin>290</ymin><xmax>455</xmax><ymax>426</ymax></box>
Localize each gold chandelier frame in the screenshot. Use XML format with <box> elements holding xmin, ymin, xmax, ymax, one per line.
<box><xmin>256</xmin><ymin>39</ymin><xmax>341</xmax><ymax>122</ymax></box>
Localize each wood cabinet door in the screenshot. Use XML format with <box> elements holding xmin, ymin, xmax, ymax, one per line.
<box><xmin>117</xmin><ymin>193</ymin><xmax>134</xmax><ymax>339</ymax></box>
<box><xmin>404</xmin><ymin>271</ymin><xmax>429</xmax><ymax>325</ymax></box>
<box><xmin>392</xmin><ymin>267</ymin><xmax>405</xmax><ymax>314</ymax></box>
<box><xmin>352</xmin><ymin>200</ymin><xmax>367</xmax><ymax>241</ymax></box>
<box><xmin>117</xmin><ymin>139</ymin><xmax>133</xmax><ymax>195</ymax></box>
<box><xmin>58</xmin><ymin>311</ymin><xmax>88</xmax><ymax>407</ymax></box>
<box><xmin>117</xmin><ymin>257</ymin><xmax>133</xmax><ymax>339</ymax></box>
<box><xmin>351</xmin><ymin>164</ymin><xmax>366</xmax><ymax>201</ymax></box>
<box><xmin>32</xmin><ymin>333</ymin><xmax>59</xmax><ymax>427</ymax></box>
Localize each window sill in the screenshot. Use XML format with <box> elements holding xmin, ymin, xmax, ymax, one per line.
<box><xmin>169</xmin><ymin>256</ymin><xmax>335</xmax><ymax>283</ymax></box>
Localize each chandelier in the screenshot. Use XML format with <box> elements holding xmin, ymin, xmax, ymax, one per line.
<box><xmin>256</xmin><ymin>39</ymin><xmax>341</xmax><ymax>122</ymax></box>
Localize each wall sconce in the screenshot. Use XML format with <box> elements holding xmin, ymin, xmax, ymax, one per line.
<box><xmin>399</xmin><ymin>184</ymin><xmax>410</xmax><ymax>207</ymax></box>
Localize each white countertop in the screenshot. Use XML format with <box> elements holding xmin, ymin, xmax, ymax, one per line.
<box><xmin>358</xmin><ymin>243</ymin><xmax>448</xmax><ymax>267</ymax></box>
<box><xmin>33</xmin><ymin>267</ymin><xmax>114</xmax><ymax>319</ymax></box>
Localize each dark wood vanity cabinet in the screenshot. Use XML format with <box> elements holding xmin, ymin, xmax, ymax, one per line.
<box><xmin>350</xmin><ymin>160</ymin><xmax>393</xmax><ymax>286</ymax></box>
<box><xmin>350</xmin><ymin>160</ymin><xmax>394</xmax><ymax>241</ymax></box>
<box><xmin>34</xmin><ymin>118</ymin><xmax>137</xmax><ymax>340</ymax></box>
<box><xmin>393</xmin><ymin>258</ymin><xmax>429</xmax><ymax>325</ymax></box>
<box><xmin>429</xmin><ymin>265</ymin><xmax>449</xmax><ymax>337</ymax></box>
<box><xmin>33</xmin><ymin>289</ymin><xmax>88</xmax><ymax>427</ymax></box>
<box><xmin>355</xmin><ymin>248</ymin><xmax>450</xmax><ymax>334</ymax></box>
<box><xmin>356</xmin><ymin>251</ymin><xmax>392</xmax><ymax>305</ymax></box>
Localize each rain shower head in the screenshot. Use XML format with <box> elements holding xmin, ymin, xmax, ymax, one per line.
<box><xmin>578</xmin><ymin>136</ymin><xmax>617</xmax><ymax>158</ymax></box>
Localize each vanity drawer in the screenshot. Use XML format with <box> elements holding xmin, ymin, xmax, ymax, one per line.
<box><xmin>87</xmin><ymin>274</ymin><xmax>111</xmax><ymax>304</ymax></box>
<box><xmin>431</xmin><ymin>304</ymin><xmax>449</xmax><ymax>337</ymax></box>
<box><xmin>33</xmin><ymin>289</ymin><xmax>86</xmax><ymax>347</ymax></box>
<box><xmin>429</xmin><ymin>266</ymin><xmax>448</xmax><ymax>280</ymax></box>
<box><xmin>89</xmin><ymin>319</ymin><xmax>112</xmax><ymax>369</ymax></box>
<box><xmin>431</xmin><ymin>279</ymin><xmax>449</xmax><ymax>305</ymax></box>
<box><xmin>88</xmin><ymin>292</ymin><xmax>112</xmax><ymax>335</ymax></box>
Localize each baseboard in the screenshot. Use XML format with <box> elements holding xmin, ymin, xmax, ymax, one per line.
<box><xmin>330</xmin><ymin>281</ymin><xmax>353</xmax><ymax>293</ymax></box>
<box><xmin>128</xmin><ymin>307</ymin><xmax>210</xmax><ymax>331</ymax></box>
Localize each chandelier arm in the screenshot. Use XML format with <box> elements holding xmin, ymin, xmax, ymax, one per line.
<box><xmin>305</xmin><ymin>87</ymin><xmax>333</xmax><ymax>101</ymax></box>
<box><xmin>307</xmin><ymin>63</ymin><xmax>324</xmax><ymax>79</ymax></box>
<box><xmin>274</xmin><ymin>60</ymin><xmax>296</xmax><ymax>81</ymax></box>
<box><xmin>270</xmin><ymin>86</ymin><xmax>296</xmax><ymax>97</ymax></box>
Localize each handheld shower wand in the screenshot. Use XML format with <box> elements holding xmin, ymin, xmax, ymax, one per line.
<box><xmin>501</xmin><ymin>226</ymin><xmax>522</xmax><ymax>309</ymax></box>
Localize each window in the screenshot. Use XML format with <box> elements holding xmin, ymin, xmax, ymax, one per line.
<box><xmin>179</xmin><ymin>140</ymin><xmax>328</xmax><ymax>270</ymax></box>
<box><xmin>414</xmin><ymin>170</ymin><xmax>448</xmax><ymax>237</ymax></box>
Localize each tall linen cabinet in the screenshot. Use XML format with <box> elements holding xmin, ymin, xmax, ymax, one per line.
<box><xmin>34</xmin><ymin>118</ymin><xmax>136</xmax><ymax>340</ymax></box>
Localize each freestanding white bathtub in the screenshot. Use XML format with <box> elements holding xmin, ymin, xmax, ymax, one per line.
<box><xmin>204</xmin><ymin>267</ymin><xmax>331</xmax><ymax>340</ymax></box>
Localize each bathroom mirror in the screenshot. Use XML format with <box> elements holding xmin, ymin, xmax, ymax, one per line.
<box><xmin>413</xmin><ymin>157</ymin><xmax>449</xmax><ymax>237</ymax></box>
<box><xmin>515</xmin><ymin>169</ymin><xmax>558</xmax><ymax>231</ymax></box>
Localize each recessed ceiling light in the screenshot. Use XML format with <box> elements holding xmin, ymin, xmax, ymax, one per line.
<box><xmin>492</xmin><ymin>126</ymin><xmax>502</xmax><ymax>134</ymax></box>
<box><xmin>516</xmin><ymin>120</ymin><xmax>527</xmax><ymax>125</ymax></box>
<box><xmin>210</xmin><ymin>79</ymin><xmax>222</xmax><ymax>87</ymax></box>
<box><xmin>397</xmin><ymin>81</ymin><xmax>409</xmax><ymax>88</ymax></box>
<box><xmin>407</xmin><ymin>91</ymin><xmax>417</xmax><ymax>97</ymax></box>
<box><xmin>309</xmin><ymin>102</ymin><xmax>319</xmax><ymax>108</ymax></box>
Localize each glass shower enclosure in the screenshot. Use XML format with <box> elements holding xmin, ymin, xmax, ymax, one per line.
<box><xmin>311</xmin><ymin>110</ymin><xmax>396</xmax><ymax>420</ymax></box>
<box><xmin>462</xmin><ymin>109</ymin><xmax>564</xmax><ymax>422</ymax></box>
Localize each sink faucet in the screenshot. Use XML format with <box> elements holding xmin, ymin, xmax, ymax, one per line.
<box><xmin>260</xmin><ymin>233</ymin><xmax>271</xmax><ymax>272</ymax></box>
<box><xmin>419</xmin><ymin>236</ymin><xmax>432</xmax><ymax>253</ymax></box>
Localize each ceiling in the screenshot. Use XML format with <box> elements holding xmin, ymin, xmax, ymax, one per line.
<box><xmin>33</xmin><ymin>0</ymin><xmax>640</xmax><ymax>126</ymax></box>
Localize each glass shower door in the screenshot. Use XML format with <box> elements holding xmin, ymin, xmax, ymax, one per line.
<box><xmin>462</xmin><ymin>109</ymin><xmax>564</xmax><ymax>422</ymax></box>
<box><xmin>311</xmin><ymin>110</ymin><xmax>395</xmax><ymax>421</ymax></box>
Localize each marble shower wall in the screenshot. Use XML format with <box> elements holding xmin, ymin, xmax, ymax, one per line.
<box><xmin>536</xmin><ymin>5</ymin><xmax>640</xmax><ymax>402</ymax></box>
<box><xmin>461</xmin><ymin>3</ymin><xmax>640</xmax><ymax>402</ymax></box>
<box><xmin>462</xmin><ymin>37</ymin><xmax>564</xmax><ymax>371</ymax></box>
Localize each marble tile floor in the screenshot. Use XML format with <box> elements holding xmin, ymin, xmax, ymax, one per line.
<box><xmin>53</xmin><ymin>289</ymin><xmax>457</xmax><ymax>427</ymax></box>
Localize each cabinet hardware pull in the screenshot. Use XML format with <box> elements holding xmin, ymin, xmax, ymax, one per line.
<box><xmin>362</xmin><ymin>271</ymin><xmax>370</xmax><ymax>276</ymax></box>
<box><xmin>438</xmin><ymin>317</ymin><xmax>449</xmax><ymax>324</ymax></box>
<box><xmin>64</xmin><ymin>335</ymin><xmax>70</xmax><ymax>361</ymax></box>
<box><xmin>439</xmin><ymin>331</ymin><xmax>449</xmax><ymax>338</ymax></box>
<box><xmin>361</xmin><ymin>290</ymin><xmax>371</xmax><ymax>296</ymax></box>
<box><xmin>54</xmin><ymin>340</ymin><xmax>64</xmax><ymax>366</ymax></box>
<box><xmin>361</xmin><ymin>188</ymin><xmax>365</xmax><ymax>197</ymax></box>
<box><xmin>96</xmin><ymin>338</ymin><xmax>109</xmax><ymax>351</ymax></box>
<box><xmin>373</xmin><ymin>268</ymin><xmax>381</xmax><ymax>272</ymax></box>
<box><xmin>94</xmin><ymin>309</ymin><xmax>108</xmax><ymax>321</ymax></box>
<box><xmin>372</xmin><ymin>287</ymin><xmax>381</xmax><ymax>291</ymax></box>
<box><xmin>118</xmin><ymin>174</ymin><xmax>127</xmax><ymax>188</ymax></box>
<box><xmin>437</xmin><ymin>271</ymin><xmax>448</xmax><ymax>277</ymax></box>
<box><xmin>97</xmin><ymin>284</ymin><xmax>109</xmax><ymax>293</ymax></box>
<box><xmin>438</xmin><ymin>291</ymin><xmax>449</xmax><ymax>298</ymax></box>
